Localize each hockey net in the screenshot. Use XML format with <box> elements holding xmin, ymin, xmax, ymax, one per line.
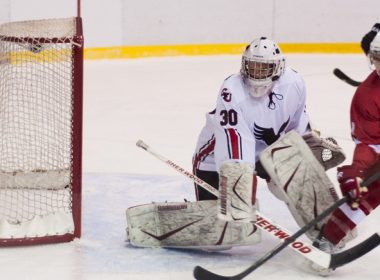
<box><xmin>0</xmin><ymin>17</ymin><xmax>83</xmax><ymax>245</ymax></box>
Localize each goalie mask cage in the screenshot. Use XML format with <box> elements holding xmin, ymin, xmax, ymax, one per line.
<box><xmin>0</xmin><ymin>17</ymin><xmax>83</xmax><ymax>246</ymax></box>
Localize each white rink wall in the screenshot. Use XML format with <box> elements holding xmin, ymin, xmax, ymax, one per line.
<box><xmin>0</xmin><ymin>0</ymin><xmax>378</xmax><ymax>48</ymax></box>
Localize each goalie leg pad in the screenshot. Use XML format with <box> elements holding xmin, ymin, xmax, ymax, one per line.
<box><xmin>266</xmin><ymin>179</ymin><xmax>287</xmax><ymax>202</ymax></box>
<box><xmin>126</xmin><ymin>200</ymin><xmax>261</xmax><ymax>249</ymax></box>
<box><xmin>218</xmin><ymin>162</ymin><xmax>256</xmax><ymax>223</ymax></box>
<box><xmin>260</xmin><ymin>131</ymin><xmax>340</xmax><ymax>240</ymax></box>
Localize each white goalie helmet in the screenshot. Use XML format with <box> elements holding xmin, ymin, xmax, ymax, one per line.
<box><xmin>241</xmin><ymin>37</ymin><xmax>286</xmax><ymax>97</ymax></box>
<box><xmin>369</xmin><ymin>32</ymin><xmax>380</xmax><ymax>76</ymax></box>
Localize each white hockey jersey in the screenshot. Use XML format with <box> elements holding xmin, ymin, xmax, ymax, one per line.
<box><xmin>193</xmin><ymin>68</ymin><xmax>310</xmax><ymax>172</ymax></box>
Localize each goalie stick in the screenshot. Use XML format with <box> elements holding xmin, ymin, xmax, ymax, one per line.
<box><xmin>136</xmin><ymin>139</ymin><xmax>380</xmax><ymax>278</ymax></box>
<box><xmin>333</xmin><ymin>68</ymin><xmax>362</xmax><ymax>87</ymax></box>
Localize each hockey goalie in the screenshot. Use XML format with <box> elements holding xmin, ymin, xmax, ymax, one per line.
<box><xmin>126</xmin><ymin>38</ymin><xmax>347</xmax><ymax>255</ymax></box>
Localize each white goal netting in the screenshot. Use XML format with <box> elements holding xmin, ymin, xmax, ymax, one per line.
<box><xmin>0</xmin><ymin>17</ymin><xmax>82</xmax><ymax>240</ymax></box>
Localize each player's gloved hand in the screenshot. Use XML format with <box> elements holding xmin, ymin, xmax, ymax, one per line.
<box><xmin>337</xmin><ymin>165</ymin><xmax>368</xmax><ymax>210</ymax></box>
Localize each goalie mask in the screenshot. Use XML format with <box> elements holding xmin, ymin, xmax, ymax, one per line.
<box><xmin>241</xmin><ymin>37</ymin><xmax>286</xmax><ymax>98</ymax></box>
<box><xmin>369</xmin><ymin>32</ymin><xmax>380</xmax><ymax>77</ymax></box>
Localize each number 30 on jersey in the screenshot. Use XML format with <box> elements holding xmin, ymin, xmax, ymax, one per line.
<box><xmin>220</xmin><ymin>109</ymin><xmax>238</xmax><ymax>126</ymax></box>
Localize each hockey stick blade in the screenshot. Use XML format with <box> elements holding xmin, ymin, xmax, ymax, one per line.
<box><xmin>333</xmin><ymin>68</ymin><xmax>361</xmax><ymax>87</ymax></box>
<box><xmin>329</xmin><ymin>233</ymin><xmax>380</xmax><ymax>269</ymax></box>
<box><xmin>194</xmin><ymin>266</ymin><xmax>240</xmax><ymax>280</ymax></box>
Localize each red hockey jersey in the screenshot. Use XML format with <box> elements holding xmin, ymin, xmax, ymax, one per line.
<box><xmin>351</xmin><ymin>70</ymin><xmax>380</xmax><ymax>145</ymax></box>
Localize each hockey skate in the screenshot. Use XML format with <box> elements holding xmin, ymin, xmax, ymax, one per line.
<box><xmin>305</xmin><ymin>231</ymin><xmax>348</xmax><ymax>276</ymax></box>
<box><xmin>303</xmin><ymin>237</ymin><xmax>337</xmax><ymax>276</ymax></box>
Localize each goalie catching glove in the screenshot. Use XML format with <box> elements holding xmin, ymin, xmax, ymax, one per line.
<box><xmin>218</xmin><ymin>162</ymin><xmax>256</xmax><ymax>223</ymax></box>
<box><xmin>302</xmin><ymin>131</ymin><xmax>346</xmax><ymax>171</ymax></box>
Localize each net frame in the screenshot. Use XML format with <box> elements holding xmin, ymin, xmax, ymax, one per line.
<box><xmin>0</xmin><ymin>16</ymin><xmax>83</xmax><ymax>246</ymax></box>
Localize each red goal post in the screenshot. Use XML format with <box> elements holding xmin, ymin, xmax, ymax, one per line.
<box><xmin>0</xmin><ymin>13</ymin><xmax>83</xmax><ymax>245</ymax></box>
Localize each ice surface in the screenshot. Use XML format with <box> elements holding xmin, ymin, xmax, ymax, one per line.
<box><xmin>0</xmin><ymin>54</ymin><xmax>379</xmax><ymax>279</ymax></box>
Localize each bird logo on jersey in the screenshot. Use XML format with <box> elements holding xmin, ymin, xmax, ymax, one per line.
<box><xmin>221</xmin><ymin>88</ymin><xmax>232</xmax><ymax>102</ymax></box>
<box><xmin>253</xmin><ymin>117</ymin><xmax>290</xmax><ymax>145</ymax></box>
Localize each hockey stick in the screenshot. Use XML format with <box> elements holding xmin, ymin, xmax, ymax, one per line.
<box><xmin>136</xmin><ymin>139</ymin><xmax>380</xmax><ymax>276</ymax></box>
<box><xmin>333</xmin><ymin>68</ymin><xmax>362</xmax><ymax>87</ymax></box>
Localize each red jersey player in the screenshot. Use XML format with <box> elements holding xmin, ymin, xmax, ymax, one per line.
<box><xmin>322</xmin><ymin>30</ymin><xmax>380</xmax><ymax>246</ymax></box>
